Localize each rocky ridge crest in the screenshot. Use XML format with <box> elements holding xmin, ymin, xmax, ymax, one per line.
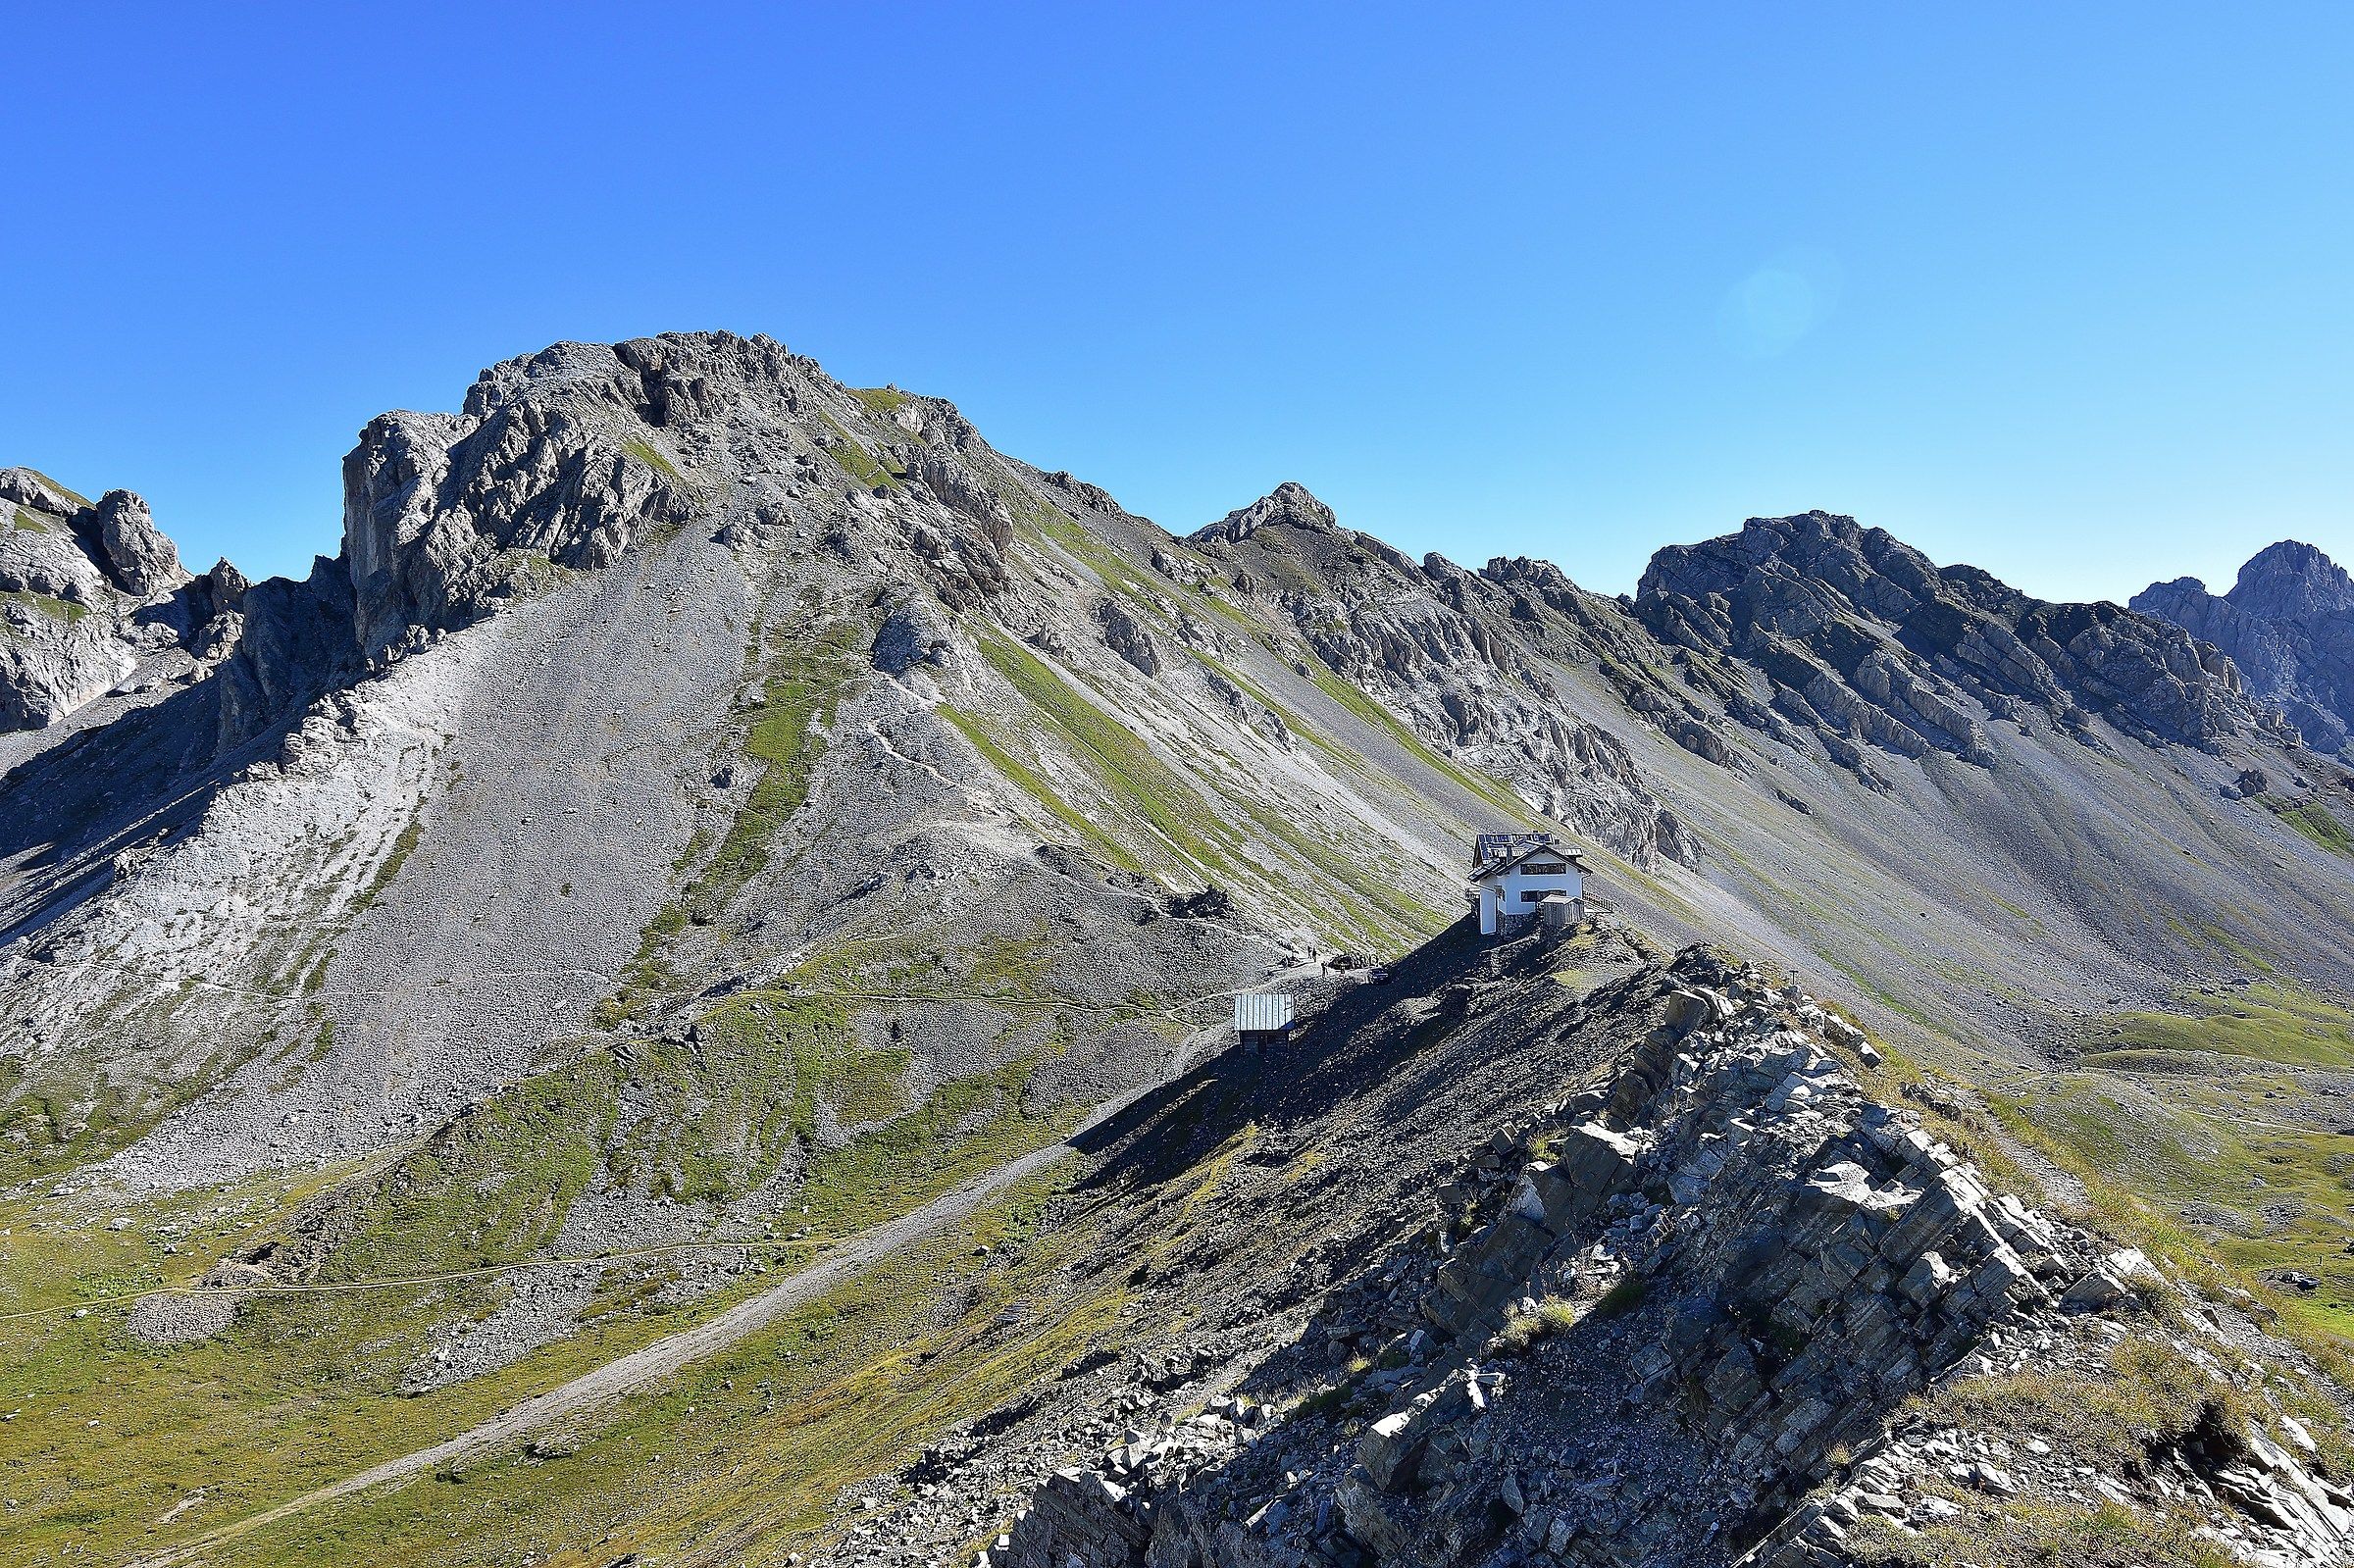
<box><xmin>1637</xmin><ymin>511</ymin><xmax>2281</xmax><ymax>775</ymax></box>
<box><xmin>992</xmin><ymin>946</ymin><xmax>2354</xmax><ymax>1568</ymax></box>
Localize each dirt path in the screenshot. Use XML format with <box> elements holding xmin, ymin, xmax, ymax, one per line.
<box><xmin>117</xmin><ymin>998</ymin><xmax>1297</xmax><ymax>1567</ymax></box>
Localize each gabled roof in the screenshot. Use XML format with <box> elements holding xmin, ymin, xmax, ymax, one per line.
<box><xmin>1469</xmin><ymin>840</ymin><xmax>1590</xmax><ymax>883</ymax></box>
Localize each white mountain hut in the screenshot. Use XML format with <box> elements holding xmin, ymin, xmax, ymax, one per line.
<box><xmin>1468</xmin><ymin>832</ymin><xmax>1588</xmax><ymax>936</ymax></box>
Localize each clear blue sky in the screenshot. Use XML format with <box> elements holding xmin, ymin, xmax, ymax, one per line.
<box><xmin>9</xmin><ymin>3</ymin><xmax>2351</xmax><ymax>602</ymax></box>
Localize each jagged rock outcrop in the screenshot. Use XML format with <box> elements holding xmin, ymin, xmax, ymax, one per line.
<box><xmin>343</xmin><ymin>344</ymin><xmax>699</xmax><ymax>662</ymax></box>
<box><xmin>0</xmin><ymin>468</ymin><xmax>199</xmax><ymax>730</ymax></box>
<box><xmin>2135</xmin><ymin>540</ymin><xmax>2354</xmax><ymax>756</ymax></box>
<box><xmin>1639</xmin><ymin>512</ymin><xmax>2280</xmax><ymax>770</ymax></box>
<box><xmin>83</xmin><ymin>489</ymin><xmax>183</xmax><ymax>598</ymax></box>
<box><xmin>1098</xmin><ymin>597</ymin><xmax>1165</xmax><ymax>675</ymax></box>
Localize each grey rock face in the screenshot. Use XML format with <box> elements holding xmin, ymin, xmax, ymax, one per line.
<box><xmin>2135</xmin><ymin>540</ymin><xmax>2354</xmax><ymax>756</ymax></box>
<box><xmin>1096</xmin><ymin>597</ymin><xmax>1163</xmax><ymax>675</ymax></box>
<box><xmin>0</xmin><ymin>475</ymin><xmax>198</xmax><ymax>731</ymax></box>
<box><xmin>1189</xmin><ymin>484</ymin><xmax>1696</xmax><ymax>869</ymax></box>
<box><xmin>1639</xmin><ymin>512</ymin><xmax>2277</xmax><ymax>765</ymax></box>
<box><xmin>343</xmin><ymin>358</ymin><xmax>695</xmax><ymax>661</ymax></box>
<box><xmin>84</xmin><ymin>489</ymin><xmax>182</xmax><ymax>597</ymax></box>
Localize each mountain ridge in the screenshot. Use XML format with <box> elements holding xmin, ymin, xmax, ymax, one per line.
<box><xmin>8</xmin><ymin>330</ymin><xmax>2354</xmax><ymax>1567</ymax></box>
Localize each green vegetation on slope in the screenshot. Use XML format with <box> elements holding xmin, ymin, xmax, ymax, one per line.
<box><xmin>0</xmin><ymin>588</ymin><xmax>90</xmax><ymax>625</ymax></box>
<box><xmin>1998</xmin><ymin>1069</ymin><xmax>2354</xmax><ymax>1349</ymax></box>
<box><xmin>939</xmin><ymin>704</ymin><xmax>1149</xmax><ymax>877</ymax></box>
<box><xmin>976</xmin><ymin>630</ymin><xmax>1243</xmax><ymax>883</ymax></box>
<box><xmin>2087</xmin><ymin>982</ymin><xmax>2354</xmax><ymax>1070</ymax></box>
<box><xmin>1848</xmin><ymin>1498</ymin><xmax>2238</xmax><ymax>1568</ymax></box>
<box><xmin>351</xmin><ymin>801</ymin><xmax>428</xmax><ymax>913</ymax></box>
<box><xmin>596</xmin><ymin>619</ymin><xmax>863</xmax><ymax>1027</ymax></box>
<box><xmin>621</xmin><ymin>438</ymin><xmax>687</xmax><ymax>487</ymax></box>
<box><xmin>1302</xmin><ymin>661</ymin><xmax>1546</xmax><ymax>830</ymax></box>
<box><xmin>0</xmin><ymin>1038</ymin><xmax>1077</xmax><ymax>1564</ymax></box>
<box><xmin>956</xmin><ymin>631</ymin><xmax>1450</xmax><ymax>950</ymax></box>
<box><xmin>325</xmin><ymin>1059</ymin><xmax>621</xmax><ymax>1281</ymax></box>
<box><xmin>696</xmin><ymin>621</ymin><xmax>866</xmax><ymax>911</ymax></box>
<box><xmin>2270</xmin><ymin>795</ymin><xmax>2354</xmax><ymax>857</ymax></box>
<box><xmin>198</xmin><ymin>1095</ymin><xmax>1266</xmax><ymax>1566</ymax></box>
<box><xmin>193</xmin><ymin>1167</ymin><xmax>1112</xmax><ymax>1566</ymax></box>
<box><xmin>848</xmin><ymin>385</ymin><xmax>912</xmax><ymax>417</ymax></box>
<box><xmin>22</xmin><ymin>469</ymin><xmax>92</xmax><ymax>508</ymax></box>
<box><xmin>819</xmin><ymin>409</ymin><xmax>903</xmax><ymax>489</ymax></box>
<box><xmin>0</xmin><ymin>1031</ymin><xmax>273</xmax><ymax>1188</ymax></box>
<box><xmin>612</xmin><ymin>993</ymin><xmax>895</xmax><ymax>1204</ymax></box>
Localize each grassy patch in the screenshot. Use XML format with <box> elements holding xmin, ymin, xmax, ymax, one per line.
<box><xmin>1997</xmin><ymin>1073</ymin><xmax>2354</xmax><ymax>1347</ymax></box>
<box><xmin>1491</xmin><ymin>1294</ymin><xmax>1579</xmax><ymax>1356</ymax></box>
<box><xmin>848</xmin><ymin>386</ymin><xmax>912</xmax><ymax>417</ymax></box>
<box><xmin>180</xmin><ymin>1164</ymin><xmax>1118</xmax><ymax>1566</ymax></box>
<box><xmin>325</xmin><ymin>1059</ymin><xmax>620</xmax><ymax>1281</ymax></box>
<box><xmin>1912</xmin><ymin>1336</ymin><xmax>2253</xmax><ymax>1475</ymax></box>
<box><xmin>798</xmin><ymin>1054</ymin><xmax>1073</xmax><ymax>1239</ymax></box>
<box><xmin>622</xmin><ymin>438</ymin><xmax>686</xmax><ymax>487</ymax></box>
<box><xmin>2096</xmin><ymin>982</ymin><xmax>2354</xmax><ymax>1070</ymax></box>
<box><xmin>614</xmin><ymin>995</ymin><xmax>880</xmax><ymax>1204</ymax></box>
<box><xmin>1003</xmin><ymin>486</ymin><xmax>1169</xmax><ymax>605</ymax></box>
<box><xmin>595</xmin><ymin>623</ymin><xmax>862</xmax><ymax>1028</ymax></box>
<box><xmin>975</xmin><ymin>631</ymin><xmax>1241</xmax><ymax>881</ymax></box>
<box><xmin>1847</xmin><ymin>1497</ymin><xmax>2239</xmax><ymax>1568</ymax></box>
<box><xmin>819</xmin><ymin>410</ymin><xmax>902</xmax><ymax>489</ymax></box>
<box><xmin>0</xmin><ymin>588</ymin><xmax>90</xmax><ymax>624</ymax></box>
<box><xmin>22</xmin><ymin>469</ymin><xmax>92</xmax><ymax>508</ymax></box>
<box><xmin>0</xmin><ymin>1032</ymin><xmax>277</xmax><ymax>1187</ymax></box>
<box><xmin>2270</xmin><ymin>795</ymin><xmax>2354</xmax><ymax>857</ymax></box>
<box><xmin>694</xmin><ymin>622</ymin><xmax>865</xmax><ymax>912</ymax></box>
<box><xmin>351</xmin><ymin>802</ymin><xmax>427</xmax><ymax>913</ymax></box>
<box><xmin>0</xmin><ymin>1046</ymin><xmax>1082</xmax><ymax>1563</ymax></box>
<box><xmin>939</xmin><ymin>704</ymin><xmax>1148</xmax><ymax>877</ymax></box>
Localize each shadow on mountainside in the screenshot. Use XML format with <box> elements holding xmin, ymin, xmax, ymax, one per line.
<box><xmin>0</xmin><ymin>681</ymin><xmax>256</xmax><ymax>946</ymax></box>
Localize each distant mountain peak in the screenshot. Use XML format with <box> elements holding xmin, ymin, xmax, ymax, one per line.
<box><xmin>2134</xmin><ymin>539</ymin><xmax>2354</xmax><ymax>756</ymax></box>
<box><xmin>2229</xmin><ymin>538</ymin><xmax>2354</xmax><ymax>620</ymax></box>
<box><xmin>1187</xmin><ymin>480</ymin><xmax>1338</xmax><ymax>545</ymax></box>
<box><xmin>1638</xmin><ymin>509</ymin><xmax>2271</xmax><ymax>765</ymax></box>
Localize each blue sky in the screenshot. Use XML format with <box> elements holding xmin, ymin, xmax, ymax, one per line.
<box><xmin>8</xmin><ymin>3</ymin><xmax>2351</xmax><ymax>602</ymax></box>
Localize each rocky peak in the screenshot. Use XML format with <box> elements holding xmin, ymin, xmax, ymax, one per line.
<box><xmin>2228</xmin><ymin>539</ymin><xmax>2354</xmax><ymax>622</ymax></box>
<box><xmin>1188</xmin><ymin>481</ymin><xmax>1339</xmax><ymax>546</ymax></box>
<box><xmin>2134</xmin><ymin>541</ymin><xmax>2354</xmax><ymax>756</ymax></box>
